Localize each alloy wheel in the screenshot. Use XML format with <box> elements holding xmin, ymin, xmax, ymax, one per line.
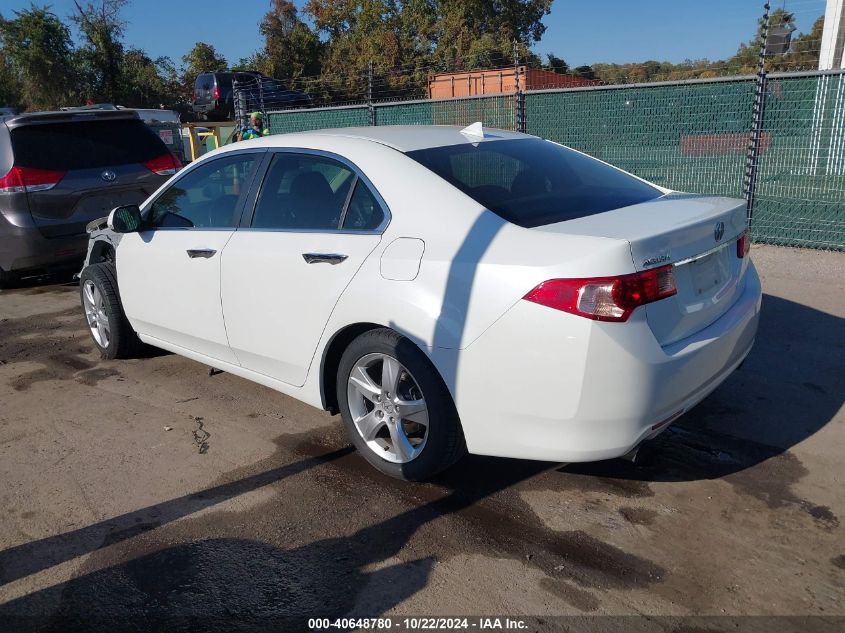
<box><xmin>82</xmin><ymin>280</ymin><xmax>111</xmax><ymax>348</ymax></box>
<box><xmin>346</xmin><ymin>353</ymin><xmax>429</xmax><ymax>463</ymax></box>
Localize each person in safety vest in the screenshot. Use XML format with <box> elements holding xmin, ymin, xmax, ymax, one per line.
<box><xmin>238</xmin><ymin>112</ymin><xmax>270</xmax><ymax>141</ymax></box>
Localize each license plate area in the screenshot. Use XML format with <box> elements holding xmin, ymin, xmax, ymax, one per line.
<box><xmin>689</xmin><ymin>251</ymin><xmax>726</xmax><ymax>296</ymax></box>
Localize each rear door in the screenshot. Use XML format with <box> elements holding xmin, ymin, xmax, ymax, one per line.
<box><xmin>220</xmin><ymin>150</ymin><xmax>386</xmax><ymax>386</ymax></box>
<box><xmin>9</xmin><ymin>117</ymin><xmax>171</xmax><ymax>238</ymax></box>
<box><xmin>118</xmin><ymin>150</ymin><xmax>264</xmax><ymax>363</ymax></box>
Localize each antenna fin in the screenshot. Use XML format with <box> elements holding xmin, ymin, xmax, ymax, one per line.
<box><xmin>460</xmin><ymin>121</ymin><xmax>485</xmax><ymax>139</ymax></box>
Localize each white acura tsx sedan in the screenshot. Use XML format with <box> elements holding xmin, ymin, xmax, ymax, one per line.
<box><xmin>79</xmin><ymin>124</ymin><xmax>761</xmax><ymax>480</ymax></box>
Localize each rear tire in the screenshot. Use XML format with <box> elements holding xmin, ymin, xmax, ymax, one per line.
<box><xmin>79</xmin><ymin>262</ymin><xmax>141</xmax><ymax>359</ymax></box>
<box><xmin>337</xmin><ymin>328</ymin><xmax>466</xmax><ymax>480</ymax></box>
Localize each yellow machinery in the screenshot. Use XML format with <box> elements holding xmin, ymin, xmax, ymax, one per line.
<box><xmin>183</xmin><ymin>122</ymin><xmax>238</xmax><ymax>162</ymax></box>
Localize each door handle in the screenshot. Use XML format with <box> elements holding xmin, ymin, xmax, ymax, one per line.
<box><xmin>302</xmin><ymin>253</ymin><xmax>348</xmax><ymax>265</ymax></box>
<box><xmin>187</xmin><ymin>249</ymin><xmax>217</xmax><ymax>259</ymax></box>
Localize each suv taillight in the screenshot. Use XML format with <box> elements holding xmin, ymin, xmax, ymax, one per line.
<box><xmin>0</xmin><ymin>165</ymin><xmax>65</xmax><ymax>194</ymax></box>
<box><xmin>523</xmin><ymin>265</ymin><xmax>677</xmax><ymax>322</ymax></box>
<box><xmin>737</xmin><ymin>231</ymin><xmax>750</xmax><ymax>258</ymax></box>
<box><xmin>144</xmin><ymin>153</ymin><xmax>181</xmax><ymax>176</ymax></box>
<box><xmin>213</xmin><ymin>84</ymin><xmax>220</xmax><ymax>100</ymax></box>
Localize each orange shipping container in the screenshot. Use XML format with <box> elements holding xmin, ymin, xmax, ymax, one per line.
<box><xmin>428</xmin><ymin>66</ymin><xmax>599</xmax><ymax>99</ymax></box>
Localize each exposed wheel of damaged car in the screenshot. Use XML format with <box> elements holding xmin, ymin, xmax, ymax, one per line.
<box><xmin>338</xmin><ymin>328</ymin><xmax>465</xmax><ymax>480</ymax></box>
<box><xmin>79</xmin><ymin>262</ymin><xmax>141</xmax><ymax>359</ymax></box>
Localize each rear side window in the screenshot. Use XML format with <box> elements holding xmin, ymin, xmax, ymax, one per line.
<box><xmin>10</xmin><ymin>120</ymin><xmax>167</xmax><ymax>171</ymax></box>
<box><xmin>342</xmin><ymin>180</ymin><xmax>384</xmax><ymax>230</ymax></box>
<box><xmin>405</xmin><ymin>138</ymin><xmax>662</xmax><ymax>228</ymax></box>
<box><xmin>251</xmin><ymin>153</ymin><xmax>356</xmax><ymax>230</ymax></box>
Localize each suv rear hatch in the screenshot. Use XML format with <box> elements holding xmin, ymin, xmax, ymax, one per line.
<box><xmin>540</xmin><ymin>194</ymin><xmax>749</xmax><ymax>346</ymax></box>
<box><xmin>6</xmin><ymin>112</ymin><xmax>174</xmax><ymax>238</ymax></box>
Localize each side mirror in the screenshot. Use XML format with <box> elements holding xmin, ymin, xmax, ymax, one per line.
<box><xmin>107</xmin><ymin>205</ymin><xmax>142</xmax><ymax>233</ymax></box>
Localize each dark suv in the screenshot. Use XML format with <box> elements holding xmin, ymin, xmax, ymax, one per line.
<box><xmin>192</xmin><ymin>71</ymin><xmax>311</xmax><ymax>120</ymax></box>
<box><xmin>0</xmin><ymin>109</ymin><xmax>180</xmax><ymax>285</ymax></box>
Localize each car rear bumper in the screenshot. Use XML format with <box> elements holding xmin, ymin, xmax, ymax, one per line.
<box><xmin>0</xmin><ymin>210</ymin><xmax>87</xmax><ymax>274</ymax></box>
<box><xmin>450</xmin><ymin>261</ymin><xmax>762</xmax><ymax>462</ymax></box>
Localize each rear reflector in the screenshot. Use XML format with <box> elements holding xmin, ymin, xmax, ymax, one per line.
<box><xmin>523</xmin><ymin>265</ymin><xmax>677</xmax><ymax>322</ymax></box>
<box><xmin>0</xmin><ymin>165</ymin><xmax>65</xmax><ymax>194</ymax></box>
<box><xmin>144</xmin><ymin>153</ymin><xmax>182</xmax><ymax>176</ymax></box>
<box><xmin>737</xmin><ymin>231</ymin><xmax>749</xmax><ymax>258</ymax></box>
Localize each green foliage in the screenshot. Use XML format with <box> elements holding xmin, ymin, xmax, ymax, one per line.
<box><xmin>72</xmin><ymin>0</ymin><xmax>128</xmax><ymax>102</ymax></box>
<box><xmin>0</xmin><ymin>5</ymin><xmax>77</xmax><ymax>109</ymax></box>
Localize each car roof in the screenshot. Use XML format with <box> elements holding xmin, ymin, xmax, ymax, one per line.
<box><xmin>274</xmin><ymin>125</ymin><xmax>532</xmax><ymax>152</ymax></box>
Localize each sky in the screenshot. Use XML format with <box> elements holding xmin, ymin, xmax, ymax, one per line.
<box><xmin>1</xmin><ymin>0</ymin><xmax>828</xmax><ymax>69</ymax></box>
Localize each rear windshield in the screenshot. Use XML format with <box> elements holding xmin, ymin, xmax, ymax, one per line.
<box><xmin>10</xmin><ymin>119</ymin><xmax>167</xmax><ymax>171</ymax></box>
<box><xmin>405</xmin><ymin>138</ymin><xmax>662</xmax><ymax>228</ymax></box>
<box><xmin>195</xmin><ymin>74</ymin><xmax>213</xmax><ymax>90</ymax></box>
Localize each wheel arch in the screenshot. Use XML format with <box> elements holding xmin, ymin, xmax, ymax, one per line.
<box><xmin>319</xmin><ymin>322</ymin><xmax>384</xmax><ymax>414</ymax></box>
<box><xmin>88</xmin><ymin>239</ymin><xmax>115</xmax><ymax>265</ymax></box>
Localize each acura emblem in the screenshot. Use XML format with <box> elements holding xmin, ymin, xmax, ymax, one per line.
<box><xmin>101</xmin><ymin>170</ymin><xmax>116</xmax><ymax>182</ymax></box>
<box><xmin>714</xmin><ymin>221</ymin><xmax>725</xmax><ymax>242</ymax></box>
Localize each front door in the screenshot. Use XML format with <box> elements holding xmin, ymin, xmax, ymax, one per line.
<box><xmin>118</xmin><ymin>151</ymin><xmax>264</xmax><ymax>364</ymax></box>
<box><xmin>221</xmin><ymin>151</ymin><xmax>387</xmax><ymax>386</ymax></box>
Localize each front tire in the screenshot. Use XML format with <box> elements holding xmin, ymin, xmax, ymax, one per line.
<box><xmin>79</xmin><ymin>263</ymin><xmax>141</xmax><ymax>359</ymax></box>
<box><xmin>337</xmin><ymin>328</ymin><xmax>465</xmax><ymax>480</ymax></box>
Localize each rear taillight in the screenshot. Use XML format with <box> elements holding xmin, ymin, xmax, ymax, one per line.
<box><xmin>213</xmin><ymin>85</ymin><xmax>220</xmax><ymax>100</ymax></box>
<box><xmin>144</xmin><ymin>153</ymin><xmax>181</xmax><ymax>176</ymax></box>
<box><xmin>0</xmin><ymin>165</ymin><xmax>65</xmax><ymax>194</ymax></box>
<box><xmin>523</xmin><ymin>265</ymin><xmax>677</xmax><ymax>322</ymax></box>
<box><xmin>737</xmin><ymin>231</ymin><xmax>749</xmax><ymax>258</ymax></box>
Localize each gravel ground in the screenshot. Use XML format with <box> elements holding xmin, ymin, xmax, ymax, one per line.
<box><xmin>0</xmin><ymin>244</ymin><xmax>842</xmax><ymax>632</ymax></box>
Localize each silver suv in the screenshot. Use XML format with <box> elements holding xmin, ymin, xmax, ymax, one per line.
<box><xmin>0</xmin><ymin>109</ymin><xmax>179</xmax><ymax>285</ymax></box>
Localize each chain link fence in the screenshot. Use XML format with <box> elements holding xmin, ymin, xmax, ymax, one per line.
<box><xmin>263</xmin><ymin>69</ymin><xmax>845</xmax><ymax>251</ymax></box>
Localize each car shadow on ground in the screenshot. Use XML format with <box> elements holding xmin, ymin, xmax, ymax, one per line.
<box><xmin>0</xmin><ymin>451</ymin><xmax>553</xmax><ymax>632</ymax></box>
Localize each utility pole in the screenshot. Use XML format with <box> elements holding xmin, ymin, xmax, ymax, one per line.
<box><xmin>743</xmin><ymin>1</ymin><xmax>771</xmax><ymax>227</ymax></box>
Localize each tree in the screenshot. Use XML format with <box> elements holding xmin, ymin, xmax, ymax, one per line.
<box><xmin>181</xmin><ymin>42</ymin><xmax>227</xmax><ymax>93</ymax></box>
<box><xmin>302</xmin><ymin>0</ymin><xmax>550</xmax><ymax>99</ymax></box>
<box><xmin>71</xmin><ymin>0</ymin><xmax>128</xmax><ymax>103</ymax></box>
<box><xmin>0</xmin><ymin>48</ymin><xmax>23</xmax><ymax>109</ymax></box>
<box><xmin>571</xmin><ymin>64</ymin><xmax>595</xmax><ymax>80</ymax></box>
<box><xmin>0</xmin><ymin>5</ymin><xmax>77</xmax><ymax>109</ymax></box>
<box><xmin>260</xmin><ymin>0</ymin><xmax>322</xmax><ymax>81</ymax></box>
<box><xmin>544</xmin><ymin>53</ymin><xmax>568</xmax><ymax>74</ymax></box>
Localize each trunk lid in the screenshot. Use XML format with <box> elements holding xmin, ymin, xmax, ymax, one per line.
<box><xmin>536</xmin><ymin>193</ymin><xmax>749</xmax><ymax>346</ymax></box>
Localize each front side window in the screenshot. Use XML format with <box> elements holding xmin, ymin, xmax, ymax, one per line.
<box><xmin>406</xmin><ymin>138</ymin><xmax>663</xmax><ymax>228</ymax></box>
<box><xmin>147</xmin><ymin>153</ymin><xmax>259</xmax><ymax>229</ymax></box>
<box><xmin>251</xmin><ymin>153</ymin><xmax>357</xmax><ymax>230</ymax></box>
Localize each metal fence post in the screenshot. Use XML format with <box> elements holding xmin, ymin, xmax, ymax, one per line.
<box><xmin>368</xmin><ymin>61</ymin><xmax>376</xmax><ymax>126</ymax></box>
<box><xmin>743</xmin><ymin>1</ymin><xmax>771</xmax><ymax>228</ymax></box>
<box><xmin>513</xmin><ymin>40</ymin><xmax>526</xmax><ymax>133</ymax></box>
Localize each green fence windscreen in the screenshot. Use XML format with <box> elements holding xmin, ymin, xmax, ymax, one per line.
<box><xmin>265</xmin><ymin>72</ymin><xmax>844</xmax><ymax>250</ymax></box>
